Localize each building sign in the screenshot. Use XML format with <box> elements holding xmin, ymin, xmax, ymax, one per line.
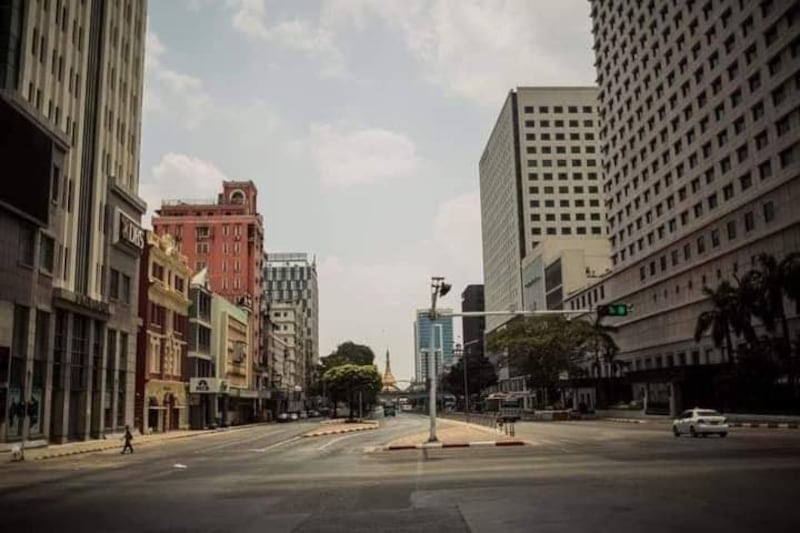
<box><xmin>189</xmin><ymin>378</ymin><xmax>229</xmax><ymax>394</ymax></box>
<box><xmin>115</xmin><ymin>209</ymin><xmax>144</xmax><ymax>249</ymax></box>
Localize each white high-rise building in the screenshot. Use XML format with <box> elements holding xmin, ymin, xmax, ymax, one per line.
<box><xmin>578</xmin><ymin>0</ymin><xmax>800</xmax><ymax>413</ymax></box>
<box><xmin>480</xmin><ymin>87</ymin><xmax>609</xmax><ymax>334</ymax></box>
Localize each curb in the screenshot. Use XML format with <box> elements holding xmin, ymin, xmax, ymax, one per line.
<box><xmin>386</xmin><ymin>440</ymin><xmax>525</xmax><ymax>451</ymax></box>
<box><xmin>730</xmin><ymin>422</ymin><xmax>799</xmax><ymax>429</ymax></box>
<box><xmin>600</xmin><ymin>418</ymin><xmax>648</xmax><ymax>424</ymax></box>
<box><xmin>303</xmin><ymin>424</ymin><xmax>379</xmax><ymax>438</ymax></box>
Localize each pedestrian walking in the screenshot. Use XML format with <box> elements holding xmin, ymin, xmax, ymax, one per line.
<box><xmin>121</xmin><ymin>425</ymin><xmax>134</xmax><ymax>454</ymax></box>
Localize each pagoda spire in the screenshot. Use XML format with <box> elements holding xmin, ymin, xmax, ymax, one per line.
<box><xmin>382</xmin><ymin>349</ymin><xmax>399</xmax><ymax>392</ymax></box>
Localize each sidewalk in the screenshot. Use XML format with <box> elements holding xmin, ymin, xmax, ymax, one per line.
<box><xmin>1</xmin><ymin>423</ymin><xmax>269</xmax><ymax>464</ymax></box>
<box><xmin>385</xmin><ymin>418</ymin><xmax>525</xmax><ymax>450</ymax></box>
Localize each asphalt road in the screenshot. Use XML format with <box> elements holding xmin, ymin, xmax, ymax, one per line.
<box><xmin>1</xmin><ymin>414</ymin><xmax>799</xmax><ymax>532</ymax></box>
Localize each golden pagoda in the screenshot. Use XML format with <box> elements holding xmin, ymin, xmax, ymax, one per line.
<box><xmin>381</xmin><ymin>349</ymin><xmax>400</xmax><ymax>393</ymax></box>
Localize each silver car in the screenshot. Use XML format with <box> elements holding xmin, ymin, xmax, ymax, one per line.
<box><xmin>673</xmin><ymin>408</ymin><xmax>729</xmax><ymax>438</ymax></box>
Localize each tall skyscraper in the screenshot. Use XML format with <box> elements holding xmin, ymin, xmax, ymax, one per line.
<box><xmin>0</xmin><ymin>0</ymin><xmax>148</xmax><ymax>444</ymax></box>
<box><xmin>480</xmin><ymin>87</ymin><xmax>609</xmax><ymax>334</ymax></box>
<box><xmin>263</xmin><ymin>252</ymin><xmax>319</xmax><ymax>392</ymax></box>
<box><xmin>587</xmin><ymin>0</ymin><xmax>800</xmax><ymax>408</ymax></box>
<box><xmin>414</xmin><ymin>309</ymin><xmax>454</xmax><ymax>382</ymax></box>
<box><xmin>152</xmin><ymin>181</ymin><xmax>265</xmax><ymax>392</ymax></box>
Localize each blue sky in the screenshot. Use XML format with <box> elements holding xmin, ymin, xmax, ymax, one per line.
<box><xmin>140</xmin><ymin>0</ymin><xmax>596</xmax><ymax>382</ymax></box>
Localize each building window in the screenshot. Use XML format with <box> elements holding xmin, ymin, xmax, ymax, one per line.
<box><xmin>109</xmin><ymin>269</ymin><xmax>120</xmax><ymax>300</ymax></box>
<box><xmin>763</xmin><ymin>201</ymin><xmax>775</xmax><ymax>223</ymax></box>
<box><xmin>744</xmin><ymin>211</ymin><xmax>755</xmax><ymax>232</ymax></box>
<box><xmin>711</xmin><ymin>229</ymin><xmax>721</xmax><ymax>247</ymax></box>
<box><xmin>697</xmin><ymin>236</ymin><xmax>706</xmax><ymax>254</ymax></box>
<box><xmin>38</xmin><ymin>234</ymin><xmax>54</xmax><ymax>274</ymax></box>
<box><xmin>727</xmin><ymin>220</ymin><xmax>737</xmax><ymax>240</ymax></box>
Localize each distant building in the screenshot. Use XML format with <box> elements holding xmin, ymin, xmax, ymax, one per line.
<box><xmin>461</xmin><ymin>285</ymin><xmax>485</xmax><ymax>360</ymax></box>
<box><xmin>414</xmin><ymin>309</ymin><xmax>454</xmax><ymax>382</ymax></box>
<box><xmin>263</xmin><ymin>252</ymin><xmax>319</xmax><ymax>394</ymax></box>
<box><xmin>267</xmin><ymin>301</ymin><xmax>306</xmax><ymax>413</ymax></box>
<box><xmin>479</xmin><ymin>87</ymin><xmax>606</xmax><ymax>336</ymax></box>
<box><xmin>136</xmin><ymin>232</ymin><xmax>191</xmax><ymax>434</ymax></box>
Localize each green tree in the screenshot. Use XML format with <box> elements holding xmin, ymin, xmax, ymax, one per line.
<box><xmin>694</xmin><ymin>281</ymin><xmax>754</xmax><ymax>363</ymax></box>
<box><xmin>487</xmin><ymin>316</ymin><xmax>590</xmax><ymax>403</ymax></box>
<box><xmin>322</xmin><ymin>364</ymin><xmax>382</xmax><ymax>420</ymax></box>
<box><xmin>442</xmin><ymin>352</ymin><xmax>498</xmax><ymax>399</ymax></box>
<box><xmin>322</xmin><ymin>341</ymin><xmax>376</xmax><ymax>371</ymax></box>
<box><xmin>570</xmin><ymin>317</ymin><xmax>619</xmax><ymax>408</ymax></box>
<box><xmin>742</xmin><ymin>253</ymin><xmax>800</xmax><ymax>397</ymax></box>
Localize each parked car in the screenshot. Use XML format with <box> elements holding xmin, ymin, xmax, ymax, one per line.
<box><xmin>289</xmin><ymin>412</ymin><xmax>299</xmax><ymax>421</ymax></box>
<box><xmin>277</xmin><ymin>413</ymin><xmax>290</xmax><ymax>423</ymax></box>
<box><xmin>384</xmin><ymin>405</ymin><xmax>396</xmax><ymax>417</ymax></box>
<box><xmin>308</xmin><ymin>410</ymin><xmax>321</xmax><ymax>418</ymax></box>
<box><xmin>673</xmin><ymin>408</ymin><xmax>729</xmax><ymax>437</ymax></box>
<box><xmin>298</xmin><ymin>411</ymin><xmax>308</xmax><ymax>419</ymax></box>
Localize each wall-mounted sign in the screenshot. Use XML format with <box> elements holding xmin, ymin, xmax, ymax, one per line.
<box><xmin>189</xmin><ymin>377</ymin><xmax>229</xmax><ymax>394</ymax></box>
<box><xmin>115</xmin><ymin>208</ymin><xmax>144</xmax><ymax>249</ymax></box>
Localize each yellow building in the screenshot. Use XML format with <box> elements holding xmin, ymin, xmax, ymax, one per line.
<box><xmin>136</xmin><ymin>232</ymin><xmax>192</xmax><ymax>433</ymax></box>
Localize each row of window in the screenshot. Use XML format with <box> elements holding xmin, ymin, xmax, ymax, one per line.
<box><xmin>531</xmin><ymin>212</ymin><xmax>602</xmax><ymax>222</ymax></box>
<box><xmin>527</xmin><ymin>159</ymin><xmax>599</xmax><ymax>168</ymax></box>
<box><xmin>531</xmin><ymin>226</ymin><xmax>603</xmax><ymax>236</ymax></box>
<box><xmin>525</xmin><ymin>132</ymin><xmax>596</xmax><ymax>142</ymax></box>
<box><xmin>524</xmin><ymin>105</ymin><xmax>595</xmax><ymax>114</ymax></box>
<box><xmin>529</xmin><ymin>185</ymin><xmax>600</xmax><ymax>195</ymax></box>
<box><xmin>108</xmin><ymin>268</ymin><xmax>132</xmax><ymax>304</ymax></box>
<box><xmin>529</xmin><ymin>198</ymin><xmax>601</xmax><ymax>209</ymax></box>
<box><xmin>526</xmin><ymin>145</ymin><xmax>597</xmax><ymax>155</ymax></box>
<box><xmin>529</xmin><ymin>172</ymin><xmax>600</xmax><ymax>181</ymax></box>
<box><xmin>150</xmin><ymin>262</ymin><xmax>186</xmax><ymax>295</ymax></box>
<box><xmin>524</xmin><ymin>119</ymin><xmax>595</xmax><ymax>128</ymax></box>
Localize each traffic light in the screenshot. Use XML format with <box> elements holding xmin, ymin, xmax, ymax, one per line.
<box><xmin>597</xmin><ymin>303</ymin><xmax>630</xmax><ymax>317</ymax></box>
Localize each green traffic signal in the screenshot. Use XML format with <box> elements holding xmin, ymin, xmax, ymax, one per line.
<box><xmin>597</xmin><ymin>303</ymin><xmax>630</xmax><ymax>317</ymax></box>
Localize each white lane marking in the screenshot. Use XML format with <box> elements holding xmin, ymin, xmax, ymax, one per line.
<box><xmin>249</xmin><ymin>436</ymin><xmax>301</xmax><ymax>453</ymax></box>
<box><xmin>317</xmin><ymin>434</ymin><xmax>359</xmax><ymax>451</ymax></box>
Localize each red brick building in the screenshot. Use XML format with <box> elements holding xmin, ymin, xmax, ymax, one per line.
<box><xmin>151</xmin><ymin>181</ymin><xmax>265</xmax><ymax>392</ymax></box>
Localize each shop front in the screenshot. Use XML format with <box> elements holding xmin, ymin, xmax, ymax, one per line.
<box><xmin>145</xmin><ymin>380</ymin><xmax>188</xmax><ymax>433</ymax></box>
<box><xmin>188</xmin><ymin>377</ymin><xmax>227</xmax><ymax>429</ymax></box>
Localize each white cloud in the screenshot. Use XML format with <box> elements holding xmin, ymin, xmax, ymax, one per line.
<box><xmin>231</xmin><ymin>0</ymin><xmax>270</xmax><ymax>39</ymax></box>
<box><xmin>309</xmin><ymin>124</ymin><xmax>421</xmax><ymax>188</ymax></box>
<box><xmin>321</xmin><ymin>0</ymin><xmax>595</xmax><ymax>107</ymax></box>
<box><xmin>144</xmin><ymin>31</ymin><xmax>214</xmax><ymax>128</ymax></box>
<box><xmin>139</xmin><ymin>153</ymin><xmax>230</xmax><ymax>227</ymax></box>
<box><xmin>227</xmin><ymin>0</ymin><xmax>347</xmax><ymax>78</ymax></box>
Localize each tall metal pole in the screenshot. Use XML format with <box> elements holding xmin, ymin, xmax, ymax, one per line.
<box><xmin>462</xmin><ymin>347</ymin><xmax>469</xmax><ymax>423</ymax></box>
<box><xmin>428</xmin><ymin>284</ymin><xmax>439</xmax><ymax>443</ymax></box>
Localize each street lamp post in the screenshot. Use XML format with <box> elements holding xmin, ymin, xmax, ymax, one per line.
<box><xmin>456</xmin><ymin>343</ymin><xmax>469</xmax><ymax>423</ymax></box>
<box><xmin>427</xmin><ymin>277</ymin><xmax>451</xmax><ymax>443</ymax></box>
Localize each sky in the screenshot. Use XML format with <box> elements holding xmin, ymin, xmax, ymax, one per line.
<box><xmin>140</xmin><ymin>0</ymin><xmax>597</xmax><ymax>384</ymax></box>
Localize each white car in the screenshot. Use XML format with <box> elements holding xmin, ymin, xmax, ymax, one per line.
<box><xmin>673</xmin><ymin>408</ymin><xmax>729</xmax><ymax>438</ymax></box>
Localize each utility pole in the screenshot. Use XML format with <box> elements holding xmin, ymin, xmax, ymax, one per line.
<box><xmin>462</xmin><ymin>347</ymin><xmax>470</xmax><ymax>423</ymax></box>
<box><xmin>427</xmin><ymin>277</ymin><xmax>451</xmax><ymax>443</ymax></box>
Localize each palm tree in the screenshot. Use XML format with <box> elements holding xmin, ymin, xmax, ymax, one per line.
<box><xmin>574</xmin><ymin>317</ymin><xmax>619</xmax><ymax>409</ymax></box>
<box><xmin>742</xmin><ymin>253</ymin><xmax>800</xmax><ymax>396</ymax></box>
<box><xmin>694</xmin><ymin>281</ymin><xmax>748</xmax><ymax>363</ymax></box>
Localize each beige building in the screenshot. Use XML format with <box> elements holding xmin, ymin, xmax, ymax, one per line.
<box><xmin>211</xmin><ymin>293</ymin><xmax>256</xmax><ymax>425</ymax></box>
<box><xmin>137</xmin><ymin>232</ymin><xmax>191</xmax><ymax>434</ymax></box>
<box><xmin>480</xmin><ymin>87</ymin><xmax>605</xmax><ymax>334</ymax></box>
<box><xmin>585</xmin><ymin>0</ymin><xmax>800</xmax><ymax>414</ymax></box>
<box><xmin>268</xmin><ymin>301</ymin><xmax>306</xmax><ymax>392</ymax></box>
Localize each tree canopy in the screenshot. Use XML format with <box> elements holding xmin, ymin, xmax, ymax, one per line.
<box><xmin>487</xmin><ymin>315</ymin><xmax>595</xmax><ymax>390</ymax></box>
<box><xmin>322</xmin><ymin>341</ymin><xmax>376</xmax><ymax>370</ymax></box>
<box><xmin>322</xmin><ymin>364</ymin><xmax>382</xmax><ymax>420</ymax></box>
